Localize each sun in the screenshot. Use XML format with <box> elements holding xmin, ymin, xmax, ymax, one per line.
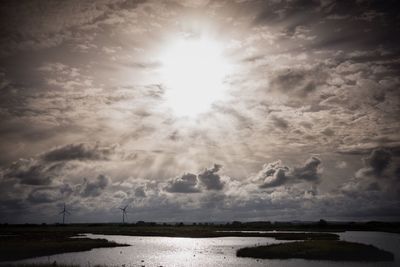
<box><xmin>159</xmin><ymin>36</ymin><xmax>231</xmax><ymax>117</ymax></box>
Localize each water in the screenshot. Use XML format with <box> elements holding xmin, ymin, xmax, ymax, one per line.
<box><xmin>9</xmin><ymin>231</ymin><xmax>400</xmax><ymax>267</ymax></box>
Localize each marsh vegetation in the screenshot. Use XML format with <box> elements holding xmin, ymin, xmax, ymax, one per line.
<box><xmin>236</xmin><ymin>240</ymin><xmax>395</xmax><ymax>261</ymax></box>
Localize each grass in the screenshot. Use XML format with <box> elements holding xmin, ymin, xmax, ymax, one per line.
<box><xmin>0</xmin><ymin>234</ymin><xmax>128</xmax><ymax>262</ymax></box>
<box><xmin>0</xmin><ymin>264</ymin><xmax>80</xmax><ymax>267</ymax></box>
<box><xmin>0</xmin><ymin>264</ymin><xmax>114</xmax><ymax>267</ymax></box>
<box><xmin>0</xmin><ymin>264</ymin><xmax>131</xmax><ymax>267</ymax></box>
<box><xmin>236</xmin><ymin>240</ymin><xmax>395</xmax><ymax>261</ymax></box>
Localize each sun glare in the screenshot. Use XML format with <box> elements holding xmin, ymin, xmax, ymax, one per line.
<box><xmin>160</xmin><ymin>37</ymin><xmax>231</xmax><ymax>117</ymax></box>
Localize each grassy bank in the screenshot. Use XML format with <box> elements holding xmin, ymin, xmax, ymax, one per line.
<box><xmin>236</xmin><ymin>240</ymin><xmax>394</xmax><ymax>261</ymax></box>
<box><xmin>1</xmin><ymin>265</ymin><xmax>80</xmax><ymax>267</ymax></box>
<box><xmin>0</xmin><ymin>234</ymin><xmax>128</xmax><ymax>262</ymax></box>
<box><xmin>0</xmin><ymin>265</ymin><xmax>109</xmax><ymax>267</ymax></box>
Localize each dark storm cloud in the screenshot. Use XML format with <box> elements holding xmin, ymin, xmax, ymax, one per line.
<box><xmin>251</xmin><ymin>0</ymin><xmax>400</xmax><ymax>55</ymax></box>
<box><xmin>165</xmin><ymin>173</ymin><xmax>200</xmax><ymax>193</ymax></box>
<box><xmin>41</xmin><ymin>143</ymin><xmax>115</xmax><ymax>162</ymax></box>
<box><xmin>363</xmin><ymin>149</ymin><xmax>392</xmax><ymax>176</ymax></box>
<box><xmin>356</xmin><ymin>148</ymin><xmax>395</xmax><ymax>180</ymax></box>
<box><xmin>0</xmin><ymin>0</ymin><xmax>146</xmax><ymax>57</ymax></box>
<box><xmin>80</xmin><ymin>174</ymin><xmax>110</xmax><ymax>198</ymax></box>
<box><xmin>257</xmin><ymin>161</ymin><xmax>289</xmax><ymax>188</ymax></box>
<box><xmin>255</xmin><ymin>157</ymin><xmax>322</xmax><ymax>188</ymax></box>
<box><xmin>292</xmin><ymin>157</ymin><xmax>322</xmax><ymax>182</ymax></box>
<box><xmin>27</xmin><ymin>187</ymin><xmax>60</xmax><ymax>204</ymax></box>
<box><xmin>198</xmin><ymin>164</ymin><xmax>225</xmax><ymax>191</ymax></box>
<box><xmin>340</xmin><ymin>149</ymin><xmax>399</xmax><ymax>205</ymax></box>
<box><xmin>253</xmin><ymin>0</ymin><xmax>320</xmax><ymax>26</ymax></box>
<box><xmin>60</xmin><ymin>183</ymin><xmax>74</xmax><ymax>196</ymax></box>
<box><xmin>337</xmin><ymin>143</ymin><xmax>400</xmax><ymax>156</ymax></box>
<box><xmin>269</xmin><ymin>67</ymin><xmax>327</xmax><ymax>98</ymax></box>
<box><xmin>4</xmin><ymin>159</ymin><xmax>64</xmax><ymax>185</ymax></box>
<box><xmin>134</xmin><ymin>186</ymin><xmax>147</xmax><ymax>197</ymax></box>
<box><xmin>2</xmin><ymin>142</ymin><xmax>118</xmax><ymax>186</ymax></box>
<box><xmin>270</xmin><ymin>115</ymin><xmax>289</xmax><ymax>130</ymax></box>
<box><xmin>321</xmin><ymin>127</ymin><xmax>334</xmax><ymax>136</ymax></box>
<box><xmin>165</xmin><ymin>164</ymin><xmax>226</xmax><ymax>193</ymax></box>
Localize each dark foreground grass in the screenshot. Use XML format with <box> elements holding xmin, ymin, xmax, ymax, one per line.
<box><xmin>0</xmin><ymin>236</ymin><xmax>128</xmax><ymax>262</ymax></box>
<box><xmin>237</xmin><ymin>240</ymin><xmax>394</xmax><ymax>261</ymax></box>
<box><xmin>0</xmin><ymin>264</ymin><xmax>80</xmax><ymax>267</ymax></box>
<box><xmin>0</xmin><ymin>264</ymin><xmax>120</xmax><ymax>267</ymax></box>
<box><xmin>0</xmin><ymin>264</ymin><xmax>113</xmax><ymax>267</ymax></box>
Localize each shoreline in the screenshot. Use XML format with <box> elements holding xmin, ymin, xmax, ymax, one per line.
<box><xmin>2</xmin><ymin>224</ymin><xmax>398</xmax><ymax>263</ymax></box>
<box><xmin>236</xmin><ymin>240</ymin><xmax>395</xmax><ymax>261</ymax></box>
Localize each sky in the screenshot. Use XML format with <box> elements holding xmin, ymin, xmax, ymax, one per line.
<box><xmin>0</xmin><ymin>0</ymin><xmax>399</xmax><ymax>224</ymax></box>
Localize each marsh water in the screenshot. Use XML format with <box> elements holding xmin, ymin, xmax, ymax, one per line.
<box><xmin>12</xmin><ymin>231</ymin><xmax>400</xmax><ymax>267</ymax></box>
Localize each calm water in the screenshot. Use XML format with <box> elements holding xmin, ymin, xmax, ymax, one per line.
<box><xmin>10</xmin><ymin>231</ymin><xmax>400</xmax><ymax>267</ymax></box>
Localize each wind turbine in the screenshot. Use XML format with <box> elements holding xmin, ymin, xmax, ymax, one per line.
<box><xmin>59</xmin><ymin>203</ymin><xmax>71</xmax><ymax>224</ymax></box>
<box><xmin>119</xmin><ymin>205</ymin><xmax>128</xmax><ymax>224</ymax></box>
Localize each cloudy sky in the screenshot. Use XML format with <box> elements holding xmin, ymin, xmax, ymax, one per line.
<box><xmin>0</xmin><ymin>0</ymin><xmax>399</xmax><ymax>223</ymax></box>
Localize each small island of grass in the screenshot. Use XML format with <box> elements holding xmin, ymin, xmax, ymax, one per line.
<box><xmin>236</xmin><ymin>240</ymin><xmax>394</xmax><ymax>262</ymax></box>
